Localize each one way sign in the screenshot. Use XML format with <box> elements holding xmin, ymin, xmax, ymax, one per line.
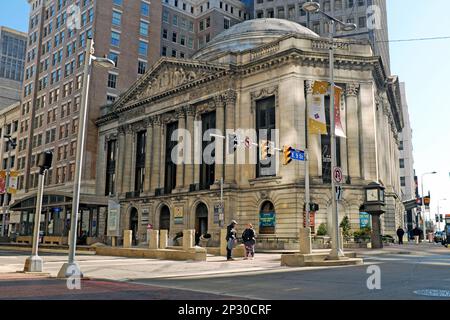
<box><xmin>335</xmin><ymin>186</ymin><xmax>343</xmax><ymax>201</ymax></box>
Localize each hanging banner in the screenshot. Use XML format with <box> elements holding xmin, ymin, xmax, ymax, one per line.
<box><xmin>312</xmin><ymin>80</ymin><xmax>329</xmax><ymax>95</ymax></box>
<box><xmin>107</xmin><ymin>199</ymin><xmax>121</xmax><ymax>237</ymax></box>
<box><xmin>0</xmin><ymin>171</ymin><xmax>5</xmax><ymax>195</ymax></box>
<box><xmin>309</xmin><ymin>94</ymin><xmax>328</xmax><ymax>135</ymax></box>
<box><xmin>334</xmin><ymin>86</ymin><xmax>346</xmax><ymax>138</ymax></box>
<box><xmin>8</xmin><ymin>171</ymin><xmax>19</xmax><ymax>194</ymax></box>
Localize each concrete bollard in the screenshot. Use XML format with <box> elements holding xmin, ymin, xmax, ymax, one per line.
<box><xmin>123</xmin><ymin>230</ymin><xmax>132</xmax><ymax>248</ymax></box>
<box><xmin>148</xmin><ymin>230</ymin><xmax>159</xmax><ymax>249</ymax></box>
<box><xmin>220</xmin><ymin>228</ymin><xmax>227</xmax><ymax>256</ymax></box>
<box><xmin>183</xmin><ymin>229</ymin><xmax>195</xmax><ymax>251</ymax></box>
<box><xmin>159</xmin><ymin>230</ymin><xmax>168</xmax><ymax>249</ymax></box>
<box><xmin>299</xmin><ymin>227</ymin><xmax>312</xmax><ymax>254</ymax></box>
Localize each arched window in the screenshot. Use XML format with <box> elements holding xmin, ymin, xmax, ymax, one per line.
<box><xmin>259</xmin><ymin>201</ymin><xmax>275</xmax><ymax>234</ymax></box>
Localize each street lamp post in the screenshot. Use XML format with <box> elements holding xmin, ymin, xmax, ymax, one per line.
<box><xmin>421</xmin><ymin>171</ymin><xmax>437</xmax><ymax>243</ymax></box>
<box><xmin>57</xmin><ymin>37</ymin><xmax>115</xmax><ymax>278</ymax></box>
<box><xmin>302</xmin><ymin>1</ymin><xmax>356</xmax><ymax>260</ymax></box>
<box><xmin>24</xmin><ymin>151</ymin><xmax>53</xmax><ymax>272</ymax></box>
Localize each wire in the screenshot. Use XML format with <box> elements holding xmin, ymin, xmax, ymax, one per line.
<box><xmin>376</xmin><ymin>36</ymin><xmax>450</xmax><ymax>43</ymax></box>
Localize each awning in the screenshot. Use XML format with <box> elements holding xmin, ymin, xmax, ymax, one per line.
<box><xmin>10</xmin><ymin>191</ymin><xmax>108</xmax><ymax>211</ymax></box>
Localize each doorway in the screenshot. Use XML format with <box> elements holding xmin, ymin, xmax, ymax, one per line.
<box><xmin>159</xmin><ymin>205</ymin><xmax>170</xmax><ymax>232</ymax></box>
<box><xmin>195</xmin><ymin>203</ymin><xmax>208</xmax><ymax>245</ymax></box>
<box><xmin>129</xmin><ymin>207</ymin><xmax>139</xmax><ymax>245</ymax></box>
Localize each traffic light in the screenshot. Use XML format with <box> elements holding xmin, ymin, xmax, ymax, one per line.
<box><xmin>227</xmin><ymin>134</ymin><xmax>239</xmax><ymax>154</ymax></box>
<box><xmin>436</xmin><ymin>215</ymin><xmax>440</xmax><ymax>223</ymax></box>
<box><xmin>440</xmin><ymin>214</ymin><xmax>444</xmax><ymax>223</ymax></box>
<box><xmin>283</xmin><ymin>146</ymin><xmax>293</xmax><ymax>165</ymax></box>
<box><xmin>260</xmin><ymin>140</ymin><xmax>270</xmax><ymax>160</ymax></box>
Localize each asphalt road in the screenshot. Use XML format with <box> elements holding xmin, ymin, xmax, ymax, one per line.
<box><xmin>128</xmin><ymin>246</ymin><xmax>450</xmax><ymax>300</ymax></box>
<box><xmin>0</xmin><ymin>244</ymin><xmax>449</xmax><ymax>300</ymax></box>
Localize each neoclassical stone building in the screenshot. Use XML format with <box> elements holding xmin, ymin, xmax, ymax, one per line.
<box><xmin>96</xmin><ymin>19</ymin><xmax>404</xmax><ymax>246</ymax></box>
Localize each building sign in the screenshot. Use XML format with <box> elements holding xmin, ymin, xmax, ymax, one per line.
<box><xmin>214</xmin><ymin>203</ymin><xmax>224</xmax><ymax>224</ymax></box>
<box><xmin>107</xmin><ymin>199</ymin><xmax>121</xmax><ymax>237</ymax></box>
<box><xmin>174</xmin><ymin>206</ymin><xmax>184</xmax><ymax>224</ymax></box>
<box><xmin>9</xmin><ymin>212</ymin><xmax>21</xmax><ymax>224</ymax></box>
<box><xmin>360</xmin><ymin>212</ymin><xmax>370</xmax><ymax>229</ymax></box>
<box><xmin>259</xmin><ymin>212</ymin><xmax>276</xmax><ymax>234</ymax></box>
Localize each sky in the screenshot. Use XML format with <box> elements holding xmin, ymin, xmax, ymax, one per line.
<box><xmin>0</xmin><ymin>0</ymin><xmax>449</xmax><ymax>219</ymax></box>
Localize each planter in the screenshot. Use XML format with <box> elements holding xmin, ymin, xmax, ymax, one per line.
<box><xmin>199</xmin><ymin>239</ymin><xmax>210</xmax><ymax>247</ymax></box>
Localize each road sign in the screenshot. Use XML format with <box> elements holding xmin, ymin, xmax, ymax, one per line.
<box><xmin>335</xmin><ymin>186</ymin><xmax>343</xmax><ymax>201</ymax></box>
<box><xmin>333</xmin><ymin>167</ymin><xmax>343</xmax><ymax>184</ymax></box>
<box><xmin>291</xmin><ymin>149</ymin><xmax>305</xmax><ymax>161</ymax></box>
<box><xmin>244</xmin><ymin>136</ymin><xmax>251</xmax><ymax>148</ymax></box>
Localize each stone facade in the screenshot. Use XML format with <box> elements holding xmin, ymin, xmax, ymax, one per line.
<box><xmin>96</xmin><ymin>19</ymin><xmax>404</xmax><ymax>246</ymax></box>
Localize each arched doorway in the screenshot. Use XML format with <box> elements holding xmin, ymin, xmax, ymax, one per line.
<box><xmin>259</xmin><ymin>201</ymin><xmax>275</xmax><ymax>235</ymax></box>
<box><xmin>129</xmin><ymin>207</ymin><xmax>139</xmax><ymax>245</ymax></box>
<box><xmin>195</xmin><ymin>203</ymin><xmax>208</xmax><ymax>244</ymax></box>
<box><xmin>159</xmin><ymin>205</ymin><xmax>170</xmax><ymax>231</ymax></box>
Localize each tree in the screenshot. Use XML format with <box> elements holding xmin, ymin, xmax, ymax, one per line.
<box><xmin>340</xmin><ymin>216</ymin><xmax>351</xmax><ymax>241</ymax></box>
<box><xmin>317</xmin><ymin>223</ymin><xmax>328</xmax><ymax>236</ymax></box>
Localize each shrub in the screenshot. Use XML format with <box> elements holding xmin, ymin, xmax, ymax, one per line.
<box><xmin>340</xmin><ymin>216</ymin><xmax>352</xmax><ymax>241</ymax></box>
<box><xmin>353</xmin><ymin>227</ymin><xmax>372</xmax><ymax>243</ymax></box>
<box><xmin>317</xmin><ymin>223</ymin><xmax>328</xmax><ymax>236</ymax></box>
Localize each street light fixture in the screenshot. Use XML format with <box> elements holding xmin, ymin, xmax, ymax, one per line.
<box><xmin>57</xmin><ymin>37</ymin><xmax>115</xmax><ymax>278</ymax></box>
<box><xmin>303</xmin><ymin>0</ymin><xmax>357</xmax><ymax>260</ymax></box>
<box><xmin>421</xmin><ymin>171</ymin><xmax>437</xmax><ymax>243</ymax></box>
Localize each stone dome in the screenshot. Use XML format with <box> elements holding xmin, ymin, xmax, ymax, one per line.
<box><xmin>193</xmin><ymin>18</ymin><xmax>319</xmax><ymax>60</ymax></box>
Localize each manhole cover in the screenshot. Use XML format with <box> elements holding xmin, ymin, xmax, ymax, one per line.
<box><xmin>414</xmin><ymin>289</ymin><xmax>450</xmax><ymax>297</ymax></box>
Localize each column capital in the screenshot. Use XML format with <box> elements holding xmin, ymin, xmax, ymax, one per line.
<box><xmin>150</xmin><ymin>114</ymin><xmax>162</xmax><ymax>126</ymax></box>
<box><xmin>118</xmin><ymin>125</ymin><xmax>127</xmax><ymax>135</ymax></box>
<box><xmin>213</xmin><ymin>95</ymin><xmax>225</xmax><ymax>108</ymax></box>
<box><xmin>176</xmin><ymin>107</ymin><xmax>186</xmax><ymax>119</ymax></box>
<box><xmin>184</xmin><ymin>104</ymin><xmax>196</xmax><ymax>117</ymax></box>
<box><xmin>345</xmin><ymin>83</ymin><xmax>360</xmax><ymax>96</ymax></box>
<box><xmin>223</xmin><ymin>90</ymin><xmax>237</xmax><ymax>105</ymax></box>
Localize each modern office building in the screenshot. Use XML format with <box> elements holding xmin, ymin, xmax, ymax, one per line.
<box><xmin>0</xmin><ymin>27</ymin><xmax>27</xmax><ymax>109</ymax></box>
<box><xmin>11</xmin><ymin>0</ymin><xmax>162</xmax><ymax>240</ymax></box>
<box><xmin>253</xmin><ymin>0</ymin><xmax>391</xmax><ymax>75</ymax></box>
<box><xmin>161</xmin><ymin>0</ymin><xmax>249</xmax><ymax>58</ymax></box>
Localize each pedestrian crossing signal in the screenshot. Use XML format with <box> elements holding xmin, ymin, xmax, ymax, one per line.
<box><xmin>260</xmin><ymin>140</ymin><xmax>271</xmax><ymax>160</ymax></box>
<box><xmin>227</xmin><ymin>134</ymin><xmax>239</xmax><ymax>154</ymax></box>
<box><xmin>283</xmin><ymin>146</ymin><xmax>293</xmax><ymax>165</ymax></box>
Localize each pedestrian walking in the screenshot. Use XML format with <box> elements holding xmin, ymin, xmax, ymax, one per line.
<box><xmin>242</xmin><ymin>224</ymin><xmax>256</xmax><ymax>260</ymax></box>
<box><xmin>413</xmin><ymin>226</ymin><xmax>421</xmax><ymax>245</ymax></box>
<box><xmin>226</xmin><ymin>220</ymin><xmax>238</xmax><ymax>261</ymax></box>
<box><xmin>396</xmin><ymin>226</ymin><xmax>405</xmax><ymax>245</ymax></box>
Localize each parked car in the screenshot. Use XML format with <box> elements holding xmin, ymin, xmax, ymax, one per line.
<box><xmin>434</xmin><ymin>231</ymin><xmax>444</xmax><ymax>243</ymax></box>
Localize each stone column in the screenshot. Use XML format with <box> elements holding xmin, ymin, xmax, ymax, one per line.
<box><xmin>116</xmin><ymin>127</ymin><xmax>126</xmax><ymax>195</ymax></box>
<box><xmin>224</xmin><ymin>90</ymin><xmax>237</xmax><ymax>185</ymax></box>
<box><xmin>123</xmin><ymin>125</ymin><xmax>134</xmax><ymax>193</ymax></box>
<box><xmin>185</xmin><ymin>105</ymin><xmax>195</xmax><ymax>188</ymax></box>
<box><xmin>175</xmin><ymin>108</ymin><xmax>186</xmax><ymax>190</ymax></box>
<box><xmin>305</xmin><ymin>80</ymin><xmax>321</xmax><ymax>177</ymax></box>
<box><xmin>214</xmin><ymin>96</ymin><xmax>225</xmax><ymax>183</ymax></box>
<box><xmin>345</xmin><ymin>83</ymin><xmax>361</xmax><ymax>179</ymax></box>
<box><xmin>144</xmin><ymin>118</ymin><xmax>153</xmax><ymax>193</ymax></box>
<box><xmin>123</xmin><ymin>230</ymin><xmax>132</xmax><ymax>248</ymax></box>
<box><xmin>148</xmin><ymin>230</ymin><xmax>159</xmax><ymax>249</ymax></box>
<box><xmin>150</xmin><ymin>116</ymin><xmax>162</xmax><ymax>192</ymax></box>
<box><xmin>159</xmin><ymin>120</ymin><xmax>166</xmax><ymax>191</ymax></box>
<box><xmin>193</xmin><ymin>112</ymin><xmax>202</xmax><ymax>185</ymax></box>
<box><xmin>183</xmin><ymin>229</ymin><xmax>195</xmax><ymax>250</ymax></box>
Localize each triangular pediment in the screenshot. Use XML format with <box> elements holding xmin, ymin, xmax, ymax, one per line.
<box><xmin>113</xmin><ymin>57</ymin><xmax>229</xmax><ymax>110</ymax></box>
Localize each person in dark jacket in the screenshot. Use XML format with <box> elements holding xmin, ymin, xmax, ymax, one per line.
<box><xmin>396</xmin><ymin>227</ymin><xmax>405</xmax><ymax>245</ymax></box>
<box><xmin>242</xmin><ymin>224</ymin><xmax>256</xmax><ymax>260</ymax></box>
<box><xmin>226</xmin><ymin>220</ymin><xmax>238</xmax><ymax>261</ymax></box>
<box><xmin>413</xmin><ymin>226</ymin><xmax>421</xmax><ymax>245</ymax></box>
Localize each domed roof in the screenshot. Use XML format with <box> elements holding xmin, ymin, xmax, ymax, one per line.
<box><xmin>193</xmin><ymin>18</ymin><xmax>319</xmax><ymax>60</ymax></box>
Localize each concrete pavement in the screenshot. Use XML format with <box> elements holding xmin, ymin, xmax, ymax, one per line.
<box><xmin>0</xmin><ymin>243</ymin><xmax>448</xmax><ymax>299</ymax></box>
